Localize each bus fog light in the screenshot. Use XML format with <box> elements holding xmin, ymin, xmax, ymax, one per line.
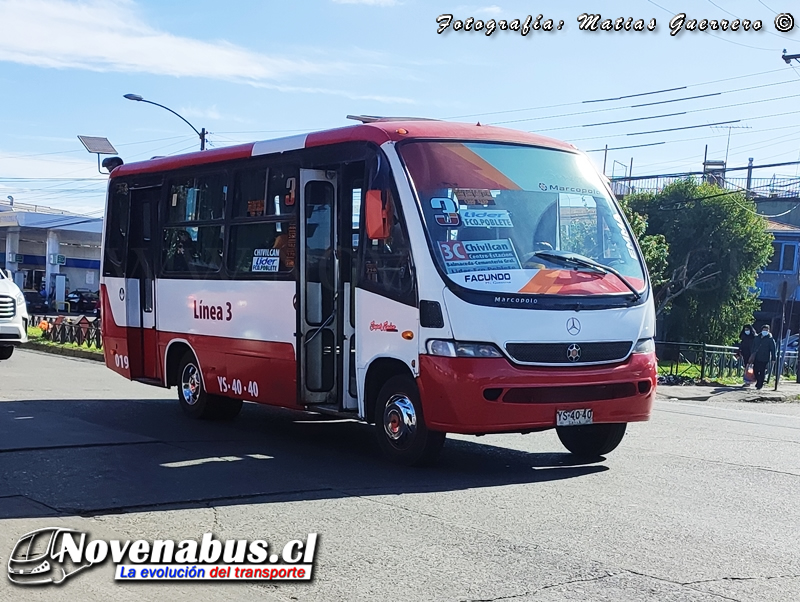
<box><xmin>633</xmin><ymin>338</ymin><xmax>655</xmax><ymax>354</ymax></box>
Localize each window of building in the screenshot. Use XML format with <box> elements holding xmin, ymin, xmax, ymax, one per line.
<box><xmin>765</xmin><ymin>241</ymin><xmax>797</xmax><ymax>273</ymax></box>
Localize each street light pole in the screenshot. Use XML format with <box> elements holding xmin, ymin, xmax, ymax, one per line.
<box><xmin>123</xmin><ymin>94</ymin><xmax>206</xmax><ymax>150</ymax></box>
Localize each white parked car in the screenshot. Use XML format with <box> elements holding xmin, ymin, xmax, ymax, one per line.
<box><xmin>0</xmin><ymin>270</ymin><xmax>28</xmax><ymax>360</ymax></box>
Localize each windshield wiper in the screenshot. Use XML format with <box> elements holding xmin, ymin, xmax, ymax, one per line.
<box><xmin>533</xmin><ymin>250</ymin><xmax>642</xmax><ymax>301</ymax></box>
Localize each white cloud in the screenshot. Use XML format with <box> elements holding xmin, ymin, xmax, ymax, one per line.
<box><xmin>332</xmin><ymin>0</ymin><xmax>399</xmax><ymax>5</ymax></box>
<box><xmin>475</xmin><ymin>5</ymin><xmax>502</xmax><ymax>15</ymax></box>
<box><xmin>453</xmin><ymin>5</ymin><xmax>503</xmax><ymax>15</ymax></box>
<box><xmin>0</xmin><ymin>0</ymin><xmax>327</xmax><ymax>83</ymax></box>
<box><xmin>254</xmin><ymin>82</ymin><xmax>416</xmax><ymax>105</ymax></box>
<box><xmin>178</xmin><ymin>106</ymin><xmax>223</xmax><ymax>121</ymax></box>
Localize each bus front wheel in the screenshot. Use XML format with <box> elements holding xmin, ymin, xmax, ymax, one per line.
<box><xmin>177</xmin><ymin>352</ymin><xmax>242</xmax><ymax>420</ymax></box>
<box><xmin>556</xmin><ymin>423</ymin><xmax>627</xmax><ymax>457</ymax></box>
<box><xmin>0</xmin><ymin>346</ymin><xmax>13</xmax><ymax>360</ymax></box>
<box><xmin>374</xmin><ymin>375</ymin><xmax>445</xmax><ymax>466</ymax></box>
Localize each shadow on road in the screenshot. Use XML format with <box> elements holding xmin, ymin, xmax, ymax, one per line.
<box><xmin>0</xmin><ymin>397</ymin><xmax>609</xmax><ymax>519</ymax></box>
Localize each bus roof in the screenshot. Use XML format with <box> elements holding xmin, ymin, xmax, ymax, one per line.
<box><xmin>111</xmin><ymin>121</ymin><xmax>577</xmax><ymax>177</ymax></box>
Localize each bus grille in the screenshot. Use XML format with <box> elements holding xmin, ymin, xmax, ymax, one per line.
<box><xmin>0</xmin><ymin>296</ymin><xmax>15</xmax><ymax>319</ymax></box>
<box><xmin>505</xmin><ymin>341</ymin><xmax>633</xmax><ymax>365</ymax></box>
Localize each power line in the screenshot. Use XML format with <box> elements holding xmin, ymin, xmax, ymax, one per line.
<box><xmin>586</xmin><ymin>142</ymin><xmax>666</xmax><ymax>153</ymax></box>
<box><xmin>757</xmin><ymin>0</ymin><xmax>778</xmax><ymax>14</ymax></box>
<box><xmin>568</xmin><ymin>107</ymin><xmax>800</xmax><ymax>143</ymax></box>
<box><xmin>703</xmin><ymin>0</ymin><xmax>796</xmax><ymax>41</ymax></box>
<box><xmin>630</xmin><ymin>120</ymin><xmax>741</xmax><ymax>136</ymax></box>
<box><xmin>646</xmin><ymin>0</ymin><xmax>779</xmax><ymax>51</ymax></box>
<box><xmin>490</xmin><ymin>77</ymin><xmax>798</xmax><ymax>126</ymax></box>
<box><xmin>583</xmin><ymin>112</ymin><xmax>686</xmax><ymax>128</ymax></box>
<box><xmin>631</xmin><ymin>92</ymin><xmax>721</xmax><ymax>108</ymax></box>
<box><xmin>441</xmin><ymin>67</ymin><xmax>789</xmax><ymax>120</ymax></box>
<box><xmin>583</xmin><ymin>87</ymin><xmax>687</xmax><ymax>104</ymax></box>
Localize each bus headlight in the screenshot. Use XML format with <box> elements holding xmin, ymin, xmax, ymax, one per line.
<box><xmin>427</xmin><ymin>340</ymin><xmax>503</xmax><ymax>358</ymax></box>
<box><xmin>633</xmin><ymin>338</ymin><xmax>655</xmax><ymax>354</ymax></box>
<box><xmin>15</xmin><ymin>292</ymin><xmax>25</xmax><ymax>307</ymax></box>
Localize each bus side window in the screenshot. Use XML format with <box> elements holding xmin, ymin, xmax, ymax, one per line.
<box><xmin>359</xmin><ymin>186</ymin><xmax>415</xmax><ymax>305</ymax></box>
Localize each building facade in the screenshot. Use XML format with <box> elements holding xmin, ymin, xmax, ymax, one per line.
<box><xmin>0</xmin><ymin>199</ymin><xmax>101</xmax><ymax>298</ymax></box>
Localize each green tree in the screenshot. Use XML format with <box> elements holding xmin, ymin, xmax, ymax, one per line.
<box><xmin>624</xmin><ymin>179</ymin><xmax>772</xmax><ymax>344</ymax></box>
<box><xmin>618</xmin><ymin>196</ymin><xmax>669</xmax><ymax>290</ymax></box>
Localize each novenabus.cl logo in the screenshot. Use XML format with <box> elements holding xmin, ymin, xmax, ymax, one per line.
<box><xmin>7</xmin><ymin>528</ymin><xmax>318</xmax><ymax>585</ymax></box>
<box><xmin>8</xmin><ymin>528</ymin><xmax>93</xmax><ymax>585</ymax></box>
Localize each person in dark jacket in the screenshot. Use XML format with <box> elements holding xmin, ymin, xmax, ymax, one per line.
<box><xmin>749</xmin><ymin>324</ymin><xmax>777</xmax><ymax>390</ymax></box>
<box><xmin>737</xmin><ymin>324</ymin><xmax>756</xmax><ymax>387</ymax></box>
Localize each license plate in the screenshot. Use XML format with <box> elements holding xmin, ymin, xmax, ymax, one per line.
<box><xmin>556</xmin><ymin>408</ymin><xmax>593</xmax><ymax>426</ymax></box>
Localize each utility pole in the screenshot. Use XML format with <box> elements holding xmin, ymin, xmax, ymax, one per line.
<box><xmin>745</xmin><ymin>157</ymin><xmax>754</xmax><ymax>199</ymax></box>
<box><xmin>775</xmin><ymin>281</ymin><xmax>789</xmax><ymax>390</ymax></box>
<box><xmin>782</xmin><ymin>50</ymin><xmax>800</xmax><ymax>64</ymax></box>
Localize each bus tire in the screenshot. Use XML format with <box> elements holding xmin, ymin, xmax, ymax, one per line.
<box><xmin>177</xmin><ymin>351</ymin><xmax>242</xmax><ymax>420</ymax></box>
<box><xmin>556</xmin><ymin>423</ymin><xmax>627</xmax><ymax>457</ymax></box>
<box><xmin>0</xmin><ymin>346</ymin><xmax>13</xmax><ymax>360</ymax></box>
<box><xmin>375</xmin><ymin>375</ymin><xmax>445</xmax><ymax>466</ymax></box>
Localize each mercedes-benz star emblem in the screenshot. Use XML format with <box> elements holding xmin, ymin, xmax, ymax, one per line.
<box><xmin>567</xmin><ymin>344</ymin><xmax>581</xmax><ymax>362</ymax></box>
<box><xmin>566</xmin><ymin>317</ymin><xmax>581</xmax><ymax>336</ymax></box>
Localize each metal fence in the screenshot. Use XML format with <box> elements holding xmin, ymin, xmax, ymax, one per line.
<box><xmin>611</xmin><ymin>174</ymin><xmax>800</xmax><ymax>199</ymax></box>
<box><xmin>34</xmin><ymin>315</ymin><xmax>103</xmax><ymax>350</ymax></box>
<box><xmin>656</xmin><ymin>341</ymin><xmax>797</xmax><ymax>382</ymax></box>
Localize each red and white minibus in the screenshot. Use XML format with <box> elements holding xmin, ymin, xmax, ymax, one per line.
<box><xmin>100</xmin><ymin>118</ymin><xmax>656</xmax><ymax>465</ymax></box>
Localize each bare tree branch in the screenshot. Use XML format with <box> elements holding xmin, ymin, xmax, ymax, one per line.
<box><xmin>654</xmin><ymin>253</ymin><xmax>721</xmax><ymax>316</ymax></box>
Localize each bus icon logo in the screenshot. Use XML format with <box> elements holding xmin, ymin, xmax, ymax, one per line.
<box><xmin>567</xmin><ymin>344</ymin><xmax>581</xmax><ymax>362</ymax></box>
<box><xmin>7</xmin><ymin>528</ymin><xmax>93</xmax><ymax>585</ymax></box>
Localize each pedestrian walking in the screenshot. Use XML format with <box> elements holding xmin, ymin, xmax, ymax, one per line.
<box><xmin>737</xmin><ymin>324</ymin><xmax>755</xmax><ymax>387</ymax></box>
<box><xmin>749</xmin><ymin>324</ymin><xmax>777</xmax><ymax>390</ymax></box>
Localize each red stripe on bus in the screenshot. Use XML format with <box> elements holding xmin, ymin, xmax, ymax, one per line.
<box><xmin>111</xmin><ymin>143</ymin><xmax>255</xmax><ymax>177</ymax></box>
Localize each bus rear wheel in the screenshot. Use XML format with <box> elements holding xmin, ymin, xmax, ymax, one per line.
<box><xmin>0</xmin><ymin>346</ymin><xmax>13</xmax><ymax>360</ymax></box>
<box><xmin>177</xmin><ymin>351</ymin><xmax>242</xmax><ymax>420</ymax></box>
<box><xmin>556</xmin><ymin>423</ymin><xmax>627</xmax><ymax>457</ymax></box>
<box><xmin>375</xmin><ymin>375</ymin><xmax>445</xmax><ymax>466</ymax></box>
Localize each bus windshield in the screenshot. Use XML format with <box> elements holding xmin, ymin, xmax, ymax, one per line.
<box><xmin>399</xmin><ymin>141</ymin><xmax>646</xmax><ymax>297</ymax></box>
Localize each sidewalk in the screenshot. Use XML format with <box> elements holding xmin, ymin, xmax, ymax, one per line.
<box><xmin>656</xmin><ymin>379</ymin><xmax>800</xmax><ymax>403</ymax></box>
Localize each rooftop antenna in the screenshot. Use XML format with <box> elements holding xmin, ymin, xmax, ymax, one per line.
<box><xmin>77</xmin><ymin>135</ymin><xmax>120</xmax><ymax>174</ymax></box>
<box><xmin>710</xmin><ymin>124</ymin><xmax>752</xmax><ymax>166</ymax></box>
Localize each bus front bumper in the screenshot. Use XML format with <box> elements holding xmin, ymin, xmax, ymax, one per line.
<box><xmin>417</xmin><ymin>352</ymin><xmax>656</xmax><ymax>434</ymax></box>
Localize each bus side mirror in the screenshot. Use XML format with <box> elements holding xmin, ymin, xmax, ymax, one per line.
<box><xmin>365</xmin><ymin>190</ymin><xmax>390</xmax><ymax>240</ymax></box>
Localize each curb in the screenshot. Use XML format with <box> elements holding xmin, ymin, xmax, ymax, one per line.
<box><xmin>21</xmin><ymin>341</ymin><xmax>105</xmax><ymax>362</ymax></box>
<box><xmin>657</xmin><ymin>392</ymin><xmax>799</xmax><ymax>404</ymax></box>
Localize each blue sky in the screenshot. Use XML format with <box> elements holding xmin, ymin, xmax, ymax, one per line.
<box><xmin>1</xmin><ymin>0</ymin><xmax>799</xmax><ymax>214</ymax></box>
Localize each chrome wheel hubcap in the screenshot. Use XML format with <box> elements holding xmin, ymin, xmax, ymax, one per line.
<box><xmin>383</xmin><ymin>395</ymin><xmax>417</xmax><ymax>442</ymax></box>
<box><xmin>181</xmin><ymin>364</ymin><xmax>201</xmax><ymax>405</ymax></box>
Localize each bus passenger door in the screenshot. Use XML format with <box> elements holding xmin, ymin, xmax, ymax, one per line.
<box><xmin>126</xmin><ymin>186</ymin><xmax>160</xmax><ymax>381</ymax></box>
<box><xmin>299</xmin><ymin>170</ymin><xmax>339</xmax><ymax>405</ymax></box>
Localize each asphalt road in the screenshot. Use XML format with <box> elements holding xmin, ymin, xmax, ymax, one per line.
<box><xmin>0</xmin><ymin>349</ymin><xmax>799</xmax><ymax>601</ymax></box>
